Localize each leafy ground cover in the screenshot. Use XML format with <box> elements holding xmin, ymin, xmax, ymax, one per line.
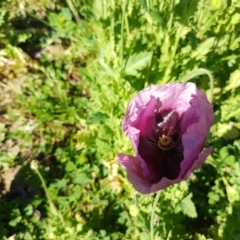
<box><xmin>0</xmin><ymin>0</ymin><xmax>240</xmax><ymax>239</ymax></box>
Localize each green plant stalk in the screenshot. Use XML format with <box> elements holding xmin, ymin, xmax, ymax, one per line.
<box><xmin>120</xmin><ymin>0</ymin><xmax>126</xmax><ymax>67</ymax></box>
<box><xmin>66</xmin><ymin>0</ymin><xmax>81</xmax><ymax>25</ymax></box>
<box><xmin>181</xmin><ymin>68</ymin><xmax>214</xmax><ymax>103</ymax></box>
<box><xmin>28</xmin><ymin>13</ymin><xmax>52</xmax><ymax>28</ymax></box>
<box><xmin>147</xmin><ymin>0</ymin><xmax>152</xmax><ymax>10</ymax></box>
<box><xmin>150</xmin><ymin>191</ymin><xmax>161</xmax><ymax>240</ymax></box>
<box><xmin>124</xmin><ymin>11</ymin><xmax>130</xmax><ymax>43</ymax></box>
<box><xmin>162</xmin><ymin>2</ymin><xmax>180</xmax><ymax>84</ymax></box>
<box><xmin>166</xmin><ymin>0</ymin><xmax>175</xmax><ymax>60</ymax></box>
<box><xmin>31</xmin><ymin>161</ymin><xmax>65</xmax><ymax>225</ymax></box>
<box><xmin>162</xmin><ymin>27</ymin><xmax>182</xmax><ymax>83</ymax></box>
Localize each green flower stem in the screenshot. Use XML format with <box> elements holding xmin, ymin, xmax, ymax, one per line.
<box><xmin>31</xmin><ymin>160</ymin><xmax>65</xmax><ymax>225</ymax></box>
<box><xmin>150</xmin><ymin>191</ymin><xmax>161</xmax><ymax>240</ymax></box>
<box><xmin>182</xmin><ymin>68</ymin><xmax>214</xmax><ymax>103</ymax></box>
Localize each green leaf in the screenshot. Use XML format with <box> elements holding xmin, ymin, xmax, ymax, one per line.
<box><xmin>98</xmin><ymin>58</ymin><xmax>119</xmax><ymax>79</ymax></box>
<box><xmin>65</xmin><ymin>161</ymin><xmax>77</xmax><ymax>172</ymax></box>
<box><xmin>150</xmin><ymin>11</ymin><xmax>163</xmax><ymax>24</ymax></box>
<box><xmin>191</xmin><ymin>37</ymin><xmax>215</xmax><ymax>60</ymax></box>
<box><xmin>50</xmin><ymin>179</ymin><xmax>68</xmax><ymax>190</ymax></box>
<box><xmin>24</xmin><ymin>204</ymin><xmax>34</xmax><ymax>216</ymax></box>
<box><xmin>129</xmin><ymin>205</ymin><xmax>139</xmax><ymax>217</ymax></box>
<box><xmin>87</xmin><ymin>112</ymin><xmax>109</xmax><ymax>124</ymax></box>
<box><xmin>92</xmin><ymin>0</ymin><xmax>104</xmax><ymax>19</ymax></box>
<box><xmin>72</xmin><ymin>172</ymin><xmax>89</xmax><ymax>186</ymax></box>
<box><xmin>61</xmin><ymin>7</ymin><xmax>72</xmax><ymax>20</ymax></box>
<box><xmin>230</xmin><ymin>13</ymin><xmax>240</xmax><ymax>26</ymax></box>
<box><xmin>225</xmin><ymin>70</ymin><xmax>240</xmax><ymax>92</ymax></box>
<box><xmin>124</xmin><ymin>52</ymin><xmax>152</xmax><ymax>76</ymax></box>
<box><xmin>179</xmin><ymin>193</ymin><xmax>197</xmax><ymax>218</ymax></box>
<box><xmin>208</xmin><ymin>192</ymin><xmax>220</xmax><ymax>205</ymax></box>
<box><xmin>9</xmin><ymin>216</ymin><xmax>22</xmax><ymax>227</ymax></box>
<box><xmin>219</xmin><ymin>146</ymin><xmax>229</xmax><ymax>159</ymax></box>
<box><xmin>211</xmin><ymin>0</ymin><xmax>223</xmax><ymax>10</ymax></box>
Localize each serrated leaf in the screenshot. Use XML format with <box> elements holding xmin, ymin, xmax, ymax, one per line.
<box><xmin>98</xmin><ymin>58</ymin><xmax>119</xmax><ymax>79</ymax></box>
<box><xmin>124</xmin><ymin>52</ymin><xmax>152</xmax><ymax>76</ymax></box>
<box><xmin>191</xmin><ymin>37</ymin><xmax>215</xmax><ymax>60</ymax></box>
<box><xmin>179</xmin><ymin>193</ymin><xmax>197</xmax><ymax>218</ymax></box>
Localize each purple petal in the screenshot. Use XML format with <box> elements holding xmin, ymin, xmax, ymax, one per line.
<box><xmin>117</xmin><ymin>154</ymin><xmax>151</xmax><ymax>194</ymax></box>
<box><xmin>191</xmin><ymin>147</ymin><xmax>213</xmax><ymax>172</ymax></box>
<box><xmin>118</xmin><ymin>82</ymin><xmax>214</xmax><ymax>194</ymax></box>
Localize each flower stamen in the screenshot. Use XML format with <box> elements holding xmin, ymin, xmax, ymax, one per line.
<box><xmin>158</xmin><ymin>135</ymin><xmax>173</xmax><ymax>151</ymax></box>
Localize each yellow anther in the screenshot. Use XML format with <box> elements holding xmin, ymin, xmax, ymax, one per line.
<box><xmin>158</xmin><ymin>135</ymin><xmax>173</xmax><ymax>150</ymax></box>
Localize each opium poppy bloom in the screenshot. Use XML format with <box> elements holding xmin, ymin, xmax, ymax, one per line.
<box><xmin>118</xmin><ymin>82</ymin><xmax>214</xmax><ymax>194</ymax></box>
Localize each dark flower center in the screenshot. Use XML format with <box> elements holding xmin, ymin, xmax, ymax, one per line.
<box><xmin>138</xmin><ymin>108</ymin><xmax>184</xmax><ymax>184</ymax></box>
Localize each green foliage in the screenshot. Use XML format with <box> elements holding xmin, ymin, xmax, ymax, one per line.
<box><xmin>0</xmin><ymin>0</ymin><xmax>240</xmax><ymax>239</ymax></box>
<box><xmin>124</xmin><ymin>52</ymin><xmax>153</xmax><ymax>76</ymax></box>
<box><xmin>179</xmin><ymin>193</ymin><xmax>197</xmax><ymax>219</ymax></box>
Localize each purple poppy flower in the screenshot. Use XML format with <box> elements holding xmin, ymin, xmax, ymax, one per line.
<box><xmin>117</xmin><ymin>82</ymin><xmax>214</xmax><ymax>194</ymax></box>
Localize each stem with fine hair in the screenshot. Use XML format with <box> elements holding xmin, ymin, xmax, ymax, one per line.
<box><xmin>31</xmin><ymin>160</ymin><xmax>65</xmax><ymax>225</ymax></box>
<box><xmin>150</xmin><ymin>191</ymin><xmax>161</xmax><ymax>240</ymax></box>
<box><xmin>181</xmin><ymin>68</ymin><xmax>214</xmax><ymax>103</ymax></box>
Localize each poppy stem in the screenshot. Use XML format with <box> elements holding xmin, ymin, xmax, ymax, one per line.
<box><xmin>181</xmin><ymin>68</ymin><xmax>214</xmax><ymax>103</ymax></box>
<box><xmin>30</xmin><ymin>160</ymin><xmax>65</xmax><ymax>225</ymax></box>
<box><xmin>150</xmin><ymin>191</ymin><xmax>161</xmax><ymax>240</ymax></box>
